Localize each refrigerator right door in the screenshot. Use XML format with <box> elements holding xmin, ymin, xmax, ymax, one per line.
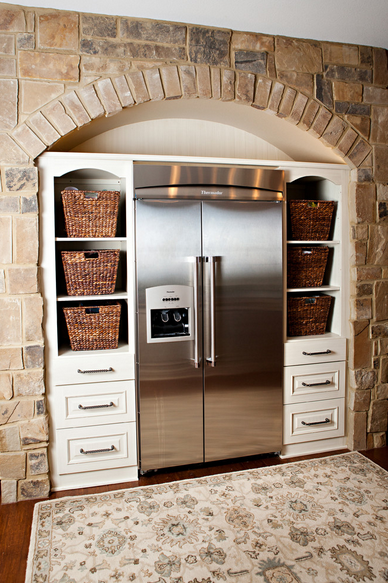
<box><xmin>202</xmin><ymin>200</ymin><xmax>283</xmax><ymax>462</ymax></box>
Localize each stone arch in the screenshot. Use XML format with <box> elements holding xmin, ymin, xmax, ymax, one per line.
<box><xmin>5</xmin><ymin>65</ymin><xmax>371</xmax><ymax>167</ymax></box>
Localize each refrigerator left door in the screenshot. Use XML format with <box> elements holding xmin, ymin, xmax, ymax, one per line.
<box><xmin>135</xmin><ymin>200</ymin><xmax>203</xmax><ymax>472</ymax></box>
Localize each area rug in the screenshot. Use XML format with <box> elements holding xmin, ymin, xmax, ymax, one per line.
<box><xmin>25</xmin><ymin>452</ymin><xmax>388</xmax><ymax>583</ymax></box>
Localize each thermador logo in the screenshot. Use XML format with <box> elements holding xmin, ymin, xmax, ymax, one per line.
<box><xmin>201</xmin><ymin>190</ymin><xmax>223</xmax><ymax>195</ymax></box>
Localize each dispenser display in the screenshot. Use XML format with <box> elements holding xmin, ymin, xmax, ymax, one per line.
<box><xmin>145</xmin><ymin>285</ymin><xmax>193</xmax><ymax>343</ymax></box>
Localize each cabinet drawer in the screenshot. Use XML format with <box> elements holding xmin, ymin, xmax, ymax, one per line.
<box><xmin>284</xmin><ymin>337</ymin><xmax>346</xmax><ymax>366</ymax></box>
<box><xmin>283</xmin><ymin>398</ymin><xmax>345</xmax><ymax>445</ymax></box>
<box><xmin>53</xmin><ymin>352</ymin><xmax>135</xmax><ymax>385</ymax></box>
<box><xmin>284</xmin><ymin>361</ymin><xmax>345</xmax><ymax>404</ymax></box>
<box><xmin>57</xmin><ymin>422</ymin><xmax>137</xmax><ymax>475</ymax></box>
<box><xmin>53</xmin><ymin>380</ymin><xmax>136</xmax><ymax>429</ymax></box>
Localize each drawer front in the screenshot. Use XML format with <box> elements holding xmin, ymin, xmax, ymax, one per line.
<box><xmin>284</xmin><ymin>337</ymin><xmax>346</xmax><ymax>366</ymax></box>
<box><xmin>53</xmin><ymin>352</ymin><xmax>135</xmax><ymax>385</ymax></box>
<box><xmin>284</xmin><ymin>361</ymin><xmax>346</xmax><ymax>404</ymax></box>
<box><xmin>53</xmin><ymin>380</ymin><xmax>136</xmax><ymax>429</ymax></box>
<box><xmin>57</xmin><ymin>422</ymin><xmax>137</xmax><ymax>475</ymax></box>
<box><xmin>283</xmin><ymin>398</ymin><xmax>345</xmax><ymax>445</ymax></box>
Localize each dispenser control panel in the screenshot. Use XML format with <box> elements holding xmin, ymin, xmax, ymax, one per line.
<box><xmin>145</xmin><ymin>285</ymin><xmax>194</xmax><ymax>343</ymax></box>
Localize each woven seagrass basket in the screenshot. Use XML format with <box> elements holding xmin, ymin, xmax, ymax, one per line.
<box><xmin>62</xmin><ymin>190</ymin><xmax>120</xmax><ymax>238</ymax></box>
<box><xmin>289</xmin><ymin>200</ymin><xmax>334</xmax><ymax>241</ymax></box>
<box><xmin>63</xmin><ymin>303</ymin><xmax>121</xmax><ymax>351</ymax></box>
<box><xmin>287</xmin><ymin>246</ymin><xmax>329</xmax><ymax>288</ymax></box>
<box><xmin>287</xmin><ymin>294</ymin><xmax>332</xmax><ymax>337</ymax></box>
<box><xmin>61</xmin><ymin>249</ymin><xmax>120</xmax><ymax>296</ymax></box>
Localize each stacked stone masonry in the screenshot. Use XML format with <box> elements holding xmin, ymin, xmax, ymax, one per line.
<box><xmin>0</xmin><ymin>4</ymin><xmax>387</xmax><ymax>502</ymax></box>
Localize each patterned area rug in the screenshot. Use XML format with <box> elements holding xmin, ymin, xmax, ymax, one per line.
<box><xmin>25</xmin><ymin>452</ymin><xmax>388</xmax><ymax>583</ymax></box>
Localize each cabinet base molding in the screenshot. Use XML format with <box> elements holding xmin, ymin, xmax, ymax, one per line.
<box><xmin>50</xmin><ymin>464</ymin><xmax>139</xmax><ymax>492</ymax></box>
<box><xmin>280</xmin><ymin>436</ymin><xmax>347</xmax><ymax>459</ymax></box>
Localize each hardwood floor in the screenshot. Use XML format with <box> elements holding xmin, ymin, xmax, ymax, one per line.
<box><xmin>1</xmin><ymin>447</ymin><xmax>387</xmax><ymax>583</ymax></box>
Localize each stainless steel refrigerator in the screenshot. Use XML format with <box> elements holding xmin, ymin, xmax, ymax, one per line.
<box><xmin>134</xmin><ymin>164</ymin><xmax>284</xmax><ymax>473</ymax></box>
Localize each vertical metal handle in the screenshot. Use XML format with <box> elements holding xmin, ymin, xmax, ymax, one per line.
<box><xmin>193</xmin><ymin>256</ymin><xmax>201</xmax><ymax>368</ymax></box>
<box><xmin>206</xmin><ymin>256</ymin><xmax>216</xmax><ymax>367</ymax></box>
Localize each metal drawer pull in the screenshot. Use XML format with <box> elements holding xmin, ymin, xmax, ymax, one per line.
<box><xmin>301</xmin><ymin>418</ymin><xmax>330</xmax><ymax>426</ymax></box>
<box><xmin>302</xmin><ymin>350</ymin><xmax>332</xmax><ymax>356</ymax></box>
<box><xmin>302</xmin><ymin>380</ymin><xmax>331</xmax><ymax>387</ymax></box>
<box><xmin>78</xmin><ymin>402</ymin><xmax>114</xmax><ymax>410</ymax></box>
<box><xmin>80</xmin><ymin>445</ymin><xmax>115</xmax><ymax>455</ymax></box>
<box><xmin>77</xmin><ymin>367</ymin><xmax>113</xmax><ymax>374</ymax></box>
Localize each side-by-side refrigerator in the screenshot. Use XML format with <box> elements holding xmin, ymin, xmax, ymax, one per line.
<box><xmin>134</xmin><ymin>164</ymin><xmax>284</xmax><ymax>473</ymax></box>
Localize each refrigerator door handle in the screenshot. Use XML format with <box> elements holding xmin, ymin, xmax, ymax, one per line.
<box><xmin>206</xmin><ymin>256</ymin><xmax>217</xmax><ymax>367</ymax></box>
<box><xmin>193</xmin><ymin>256</ymin><xmax>201</xmax><ymax>368</ymax></box>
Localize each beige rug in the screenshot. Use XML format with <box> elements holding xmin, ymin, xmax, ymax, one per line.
<box><xmin>25</xmin><ymin>452</ymin><xmax>388</xmax><ymax>583</ymax></box>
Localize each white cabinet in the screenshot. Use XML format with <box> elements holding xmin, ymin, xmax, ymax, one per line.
<box><xmin>280</xmin><ymin>164</ymin><xmax>349</xmax><ymax>458</ymax></box>
<box><xmin>39</xmin><ymin>154</ymin><xmax>137</xmax><ymax>491</ymax></box>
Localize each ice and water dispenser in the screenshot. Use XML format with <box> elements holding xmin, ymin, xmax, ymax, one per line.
<box><xmin>145</xmin><ymin>285</ymin><xmax>193</xmax><ymax>343</ymax></box>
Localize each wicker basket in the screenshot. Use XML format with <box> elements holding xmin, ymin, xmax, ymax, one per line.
<box><xmin>287</xmin><ymin>294</ymin><xmax>332</xmax><ymax>337</ymax></box>
<box><xmin>289</xmin><ymin>200</ymin><xmax>334</xmax><ymax>241</ymax></box>
<box><xmin>287</xmin><ymin>246</ymin><xmax>329</xmax><ymax>288</ymax></box>
<box><xmin>62</xmin><ymin>190</ymin><xmax>120</xmax><ymax>238</ymax></box>
<box><xmin>61</xmin><ymin>249</ymin><xmax>120</xmax><ymax>296</ymax></box>
<box><xmin>63</xmin><ymin>303</ymin><xmax>121</xmax><ymax>351</ymax></box>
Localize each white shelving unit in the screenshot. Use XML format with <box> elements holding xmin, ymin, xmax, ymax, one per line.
<box><xmin>280</xmin><ymin>164</ymin><xmax>349</xmax><ymax>458</ymax></box>
<box><xmin>39</xmin><ymin>153</ymin><xmax>350</xmax><ymax>489</ymax></box>
<box><xmin>39</xmin><ymin>155</ymin><xmax>137</xmax><ymax>491</ymax></box>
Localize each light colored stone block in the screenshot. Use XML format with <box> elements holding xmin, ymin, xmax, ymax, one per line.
<box><xmin>78</xmin><ymin>85</ymin><xmax>104</xmax><ymax>119</ymax></box>
<box><xmin>20</xmin><ymin>415</ymin><xmax>49</xmax><ymax>445</ymax></box>
<box><xmin>236</xmin><ymin>71</ymin><xmax>255</xmax><ymax>104</ymax></box>
<box><xmin>196</xmin><ymin>67</ymin><xmax>211</xmax><ymax>99</ymax></box>
<box><xmin>0</xmin><ymin>56</ymin><xmax>16</xmax><ymax>76</ymax></box>
<box><xmin>7</xmin><ymin>267</ymin><xmax>38</xmax><ymax>295</ymax></box>
<box><xmin>0</xmin><ymin>298</ymin><xmax>21</xmax><ymax>345</ymax></box>
<box><xmin>43</xmin><ymin>100</ymin><xmax>77</xmax><ymax>135</ymax></box>
<box><xmin>232</xmin><ymin>31</ymin><xmax>274</xmax><ymax>52</ymax></box>
<box><xmin>144</xmin><ymin>68</ymin><xmax>164</xmax><ymax>101</ymax></box>
<box><xmin>14</xmin><ymin>369</ymin><xmax>44</xmax><ymax>397</ymax></box>
<box><xmin>368</xmin><ymin>225</ymin><xmax>388</xmax><ymax>265</ymax></box>
<box><xmin>14</xmin><ymin>216</ymin><xmax>39</xmax><ymax>263</ymax></box>
<box><xmin>0</xmin><ymin>79</ymin><xmax>17</xmax><ymax>130</ymax></box>
<box><xmin>13</xmin><ymin>124</ymin><xmax>46</xmax><ymax>159</ymax></box>
<box><xmin>268</xmin><ymin>81</ymin><xmax>284</xmax><ymax>114</ymax></box>
<box><xmin>210</xmin><ymin>67</ymin><xmax>221</xmax><ymax>100</ymax></box>
<box><xmin>95</xmin><ymin>78</ymin><xmax>122</xmax><ymax>116</ymax></box>
<box><xmin>309</xmin><ymin>108</ymin><xmax>332</xmax><ymax>138</ymax></box>
<box><xmin>0</xmin><ymin>452</ymin><xmax>25</xmax><ymax>479</ymax></box>
<box><xmin>276</xmin><ymin>38</ymin><xmax>322</xmax><ymax>73</ymax></box>
<box><xmin>0</xmin><ymin>348</ymin><xmax>23</xmax><ymax>371</ymax></box>
<box><xmin>126</xmin><ymin>71</ymin><xmax>150</xmax><ymax>104</ymax></box>
<box><xmin>19</xmin><ymin>51</ymin><xmax>80</xmax><ymax>82</ymax></box>
<box><xmin>0</xmin><ymin>424</ymin><xmax>21</xmax><ymax>451</ymax></box>
<box><xmin>28</xmin><ymin>449</ymin><xmax>48</xmax><ymax>475</ymax></box>
<box><xmin>0</xmin><ymin>8</ymin><xmax>25</xmax><ymax>32</ymax></box>
<box><xmin>1</xmin><ymin>480</ymin><xmax>17</xmax><ymax>504</ymax></box>
<box><xmin>18</xmin><ymin>476</ymin><xmax>50</xmax><ymax>500</ymax></box>
<box><xmin>221</xmin><ymin>69</ymin><xmax>234</xmax><ymax>101</ymax></box>
<box><xmin>28</xmin><ymin>112</ymin><xmax>60</xmax><ymax>146</ymax></box>
<box><xmin>335</xmin><ymin>127</ymin><xmax>358</xmax><ymax>157</ymax></box>
<box><xmin>0</xmin><ymin>195</ymin><xmax>19</xmax><ymax>213</ymax></box>
<box><xmin>6</xmin><ymin>399</ymin><xmax>34</xmax><ymax>423</ymax></box>
<box><xmin>38</xmin><ymin>12</ymin><xmax>78</xmax><ymax>50</ymax></box>
<box><xmin>180</xmin><ymin>65</ymin><xmax>197</xmax><ymax>98</ymax></box>
<box><xmin>160</xmin><ymin>66</ymin><xmax>181</xmax><ymax>100</ymax></box>
<box><xmin>0</xmin><ymin>217</ymin><xmax>12</xmax><ymax>264</ymax></box>
<box><xmin>5</xmin><ymin>166</ymin><xmax>38</xmax><ymax>192</ymax></box>
<box><xmin>0</xmin><ymin>135</ymin><xmax>29</xmax><ymax>165</ymax></box>
<box><xmin>113</xmin><ymin>75</ymin><xmax>134</xmax><ymax>107</ymax></box>
<box><xmin>62</xmin><ymin>91</ymin><xmax>91</xmax><ymax>126</ymax></box>
<box><xmin>0</xmin><ymin>373</ymin><xmax>12</xmax><ymax>400</ymax></box>
<box><xmin>0</xmin><ymin>33</ymin><xmax>15</xmax><ymax>55</ymax></box>
<box><xmin>320</xmin><ymin>116</ymin><xmax>346</xmax><ymax>147</ymax></box>
<box><xmin>278</xmin><ymin>87</ymin><xmax>296</xmax><ymax>118</ymax></box>
<box><xmin>23</xmin><ymin>295</ymin><xmax>43</xmax><ymax>342</ymax></box>
<box><xmin>0</xmin><ymin>269</ymin><xmax>4</xmax><ymax>293</ymax></box>
<box><xmin>21</xmin><ymin>80</ymin><xmax>64</xmax><ymax>114</ymax></box>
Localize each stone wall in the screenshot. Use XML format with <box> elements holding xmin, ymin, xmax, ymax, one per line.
<box><xmin>0</xmin><ymin>4</ymin><xmax>387</xmax><ymax>502</ymax></box>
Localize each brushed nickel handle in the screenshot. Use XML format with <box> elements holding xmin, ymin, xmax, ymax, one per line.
<box><xmin>206</xmin><ymin>256</ymin><xmax>217</xmax><ymax>367</ymax></box>
<box><xmin>80</xmin><ymin>445</ymin><xmax>115</xmax><ymax>455</ymax></box>
<box><xmin>301</xmin><ymin>418</ymin><xmax>330</xmax><ymax>426</ymax></box>
<box><xmin>193</xmin><ymin>256</ymin><xmax>201</xmax><ymax>368</ymax></box>
<box><xmin>301</xmin><ymin>380</ymin><xmax>331</xmax><ymax>387</ymax></box>
<box><xmin>78</xmin><ymin>402</ymin><xmax>114</xmax><ymax>410</ymax></box>
<box><xmin>77</xmin><ymin>367</ymin><xmax>113</xmax><ymax>374</ymax></box>
<box><xmin>302</xmin><ymin>350</ymin><xmax>332</xmax><ymax>356</ymax></box>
